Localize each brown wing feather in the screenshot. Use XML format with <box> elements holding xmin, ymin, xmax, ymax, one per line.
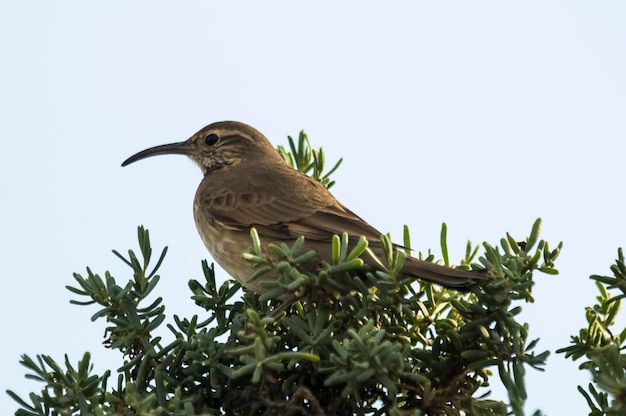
<box><xmin>291</xmin><ymin>206</ymin><xmax>383</xmax><ymax>242</ymax></box>
<box><xmin>197</xmin><ymin>164</ymin><xmax>382</xmax><ymax>242</ymax></box>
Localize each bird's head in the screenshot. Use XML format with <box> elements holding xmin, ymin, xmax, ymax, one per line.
<box><xmin>122</xmin><ymin>121</ymin><xmax>282</xmax><ymax>175</ymax></box>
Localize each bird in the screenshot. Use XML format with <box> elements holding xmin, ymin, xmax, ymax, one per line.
<box><xmin>122</xmin><ymin>121</ymin><xmax>485</xmax><ymax>295</ymax></box>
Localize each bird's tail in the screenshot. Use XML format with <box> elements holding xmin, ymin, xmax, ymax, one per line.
<box><xmin>400</xmin><ymin>256</ymin><xmax>486</xmax><ymax>289</ymax></box>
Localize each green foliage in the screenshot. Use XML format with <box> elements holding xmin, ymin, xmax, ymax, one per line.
<box><xmin>7</xmin><ymin>220</ymin><xmax>558</xmax><ymax>416</ymax></box>
<box><xmin>7</xmin><ymin>132</ymin><xmax>561</xmax><ymax>415</ymax></box>
<box><xmin>277</xmin><ymin>130</ymin><xmax>343</xmax><ymax>189</ymax></box>
<box><xmin>558</xmin><ymin>248</ymin><xmax>626</xmax><ymax>415</ymax></box>
<box><xmin>6</xmin><ymin>353</ymin><xmax>109</xmax><ymax>416</ymax></box>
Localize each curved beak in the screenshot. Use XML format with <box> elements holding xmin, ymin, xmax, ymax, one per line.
<box><xmin>121</xmin><ymin>142</ymin><xmax>190</xmax><ymax>167</ymax></box>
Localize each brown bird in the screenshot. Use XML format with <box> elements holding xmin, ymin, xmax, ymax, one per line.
<box><xmin>122</xmin><ymin>121</ymin><xmax>484</xmax><ymax>294</ymax></box>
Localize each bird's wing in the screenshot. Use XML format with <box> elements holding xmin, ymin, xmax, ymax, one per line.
<box><xmin>287</xmin><ymin>205</ymin><xmax>383</xmax><ymax>242</ymax></box>
<box><xmin>196</xmin><ymin>167</ymin><xmax>383</xmax><ymax>242</ymax></box>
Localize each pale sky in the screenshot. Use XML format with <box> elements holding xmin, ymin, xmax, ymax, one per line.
<box><xmin>2</xmin><ymin>2</ymin><xmax>626</xmax><ymax>414</ymax></box>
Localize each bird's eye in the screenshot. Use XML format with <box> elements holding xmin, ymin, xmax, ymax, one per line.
<box><xmin>205</xmin><ymin>133</ymin><xmax>220</xmax><ymax>146</ymax></box>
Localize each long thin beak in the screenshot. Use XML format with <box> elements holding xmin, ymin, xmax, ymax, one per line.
<box><xmin>122</xmin><ymin>142</ymin><xmax>190</xmax><ymax>167</ymax></box>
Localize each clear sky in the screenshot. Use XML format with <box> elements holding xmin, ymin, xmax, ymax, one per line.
<box><xmin>2</xmin><ymin>2</ymin><xmax>625</xmax><ymax>414</ymax></box>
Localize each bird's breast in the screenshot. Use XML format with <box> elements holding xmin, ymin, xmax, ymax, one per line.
<box><xmin>193</xmin><ymin>198</ymin><xmax>271</xmax><ymax>293</ymax></box>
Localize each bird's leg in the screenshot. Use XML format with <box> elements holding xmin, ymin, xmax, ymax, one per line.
<box><xmin>268</xmin><ymin>286</ymin><xmax>309</xmax><ymax>319</ymax></box>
